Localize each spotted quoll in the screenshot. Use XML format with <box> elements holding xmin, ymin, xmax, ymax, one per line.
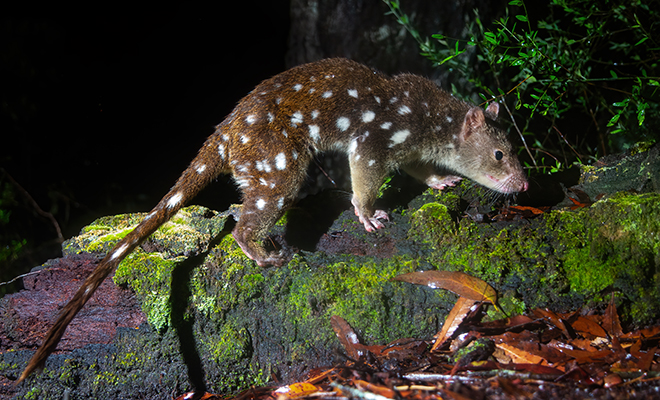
<box><xmin>19</xmin><ymin>58</ymin><xmax>527</xmax><ymax>382</ymax></box>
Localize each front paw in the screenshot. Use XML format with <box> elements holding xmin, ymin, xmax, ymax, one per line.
<box><xmin>427</xmin><ymin>175</ymin><xmax>462</xmax><ymax>190</ymax></box>
<box><xmin>358</xmin><ymin>209</ymin><xmax>389</xmax><ymax>232</ymax></box>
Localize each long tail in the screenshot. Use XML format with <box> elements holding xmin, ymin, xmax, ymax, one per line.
<box><xmin>18</xmin><ymin>136</ymin><xmax>228</xmax><ymax>383</ymax></box>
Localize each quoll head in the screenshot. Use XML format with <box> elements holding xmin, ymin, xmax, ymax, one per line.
<box><xmin>453</xmin><ymin>102</ymin><xmax>528</xmax><ymax>194</ymax></box>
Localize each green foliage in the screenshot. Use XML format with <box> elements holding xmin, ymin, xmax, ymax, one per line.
<box><xmin>384</xmin><ymin>0</ymin><xmax>660</xmax><ymax>171</ymax></box>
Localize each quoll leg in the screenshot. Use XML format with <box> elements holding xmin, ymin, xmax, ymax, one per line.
<box><xmin>349</xmin><ymin>156</ymin><xmax>390</xmax><ymax>232</ymax></box>
<box><xmin>403</xmin><ymin>164</ymin><xmax>463</xmax><ymax>190</ymax></box>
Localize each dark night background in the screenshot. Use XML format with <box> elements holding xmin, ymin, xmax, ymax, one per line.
<box><xmin>1</xmin><ymin>4</ymin><xmax>291</xmax><ymax>278</ymax></box>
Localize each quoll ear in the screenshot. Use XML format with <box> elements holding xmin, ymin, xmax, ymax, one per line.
<box><xmin>463</xmin><ymin>107</ymin><xmax>486</xmax><ymax>136</ymax></box>
<box><xmin>486</xmin><ymin>102</ymin><xmax>499</xmax><ymax>119</ymax></box>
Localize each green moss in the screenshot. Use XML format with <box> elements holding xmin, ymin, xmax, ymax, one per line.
<box><xmin>25</xmin><ymin>188</ymin><xmax>657</xmax><ymax>396</ymax></box>
<box><xmin>64</xmin><ymin>205</ymin><xmax>227</xmax><ymax>258</ymax></box>
<box><xmin>409</xmin><ymin>202</ymin><xmax>455</xmax><ymax>243</ymax></box>
<box><xmin>271</xmin><ymin>255</ymin><xmax>440</xmax><ymax>347</ymax></box>
<box><xmin>201</xmin><ymin>318</ymin><xmax>250</xmax><ymax>362</ymax></box>
<box><xmin>93</xmin><ymin>370</ymin><xmax>121</xmax><ymax>386</ymax></box>
<box><xmin>58</xmin><ymin>359</ymin><xmax>78</xmax><ymax>386</ymax></box>
<box><xmin>113</xmin><ymin>250</ymin><xmax>180</xmax><ymax>331</ymax></box>
<box><xmin>548</xmin><ymin>193</ymin><xmax>660</xmax><ymax>318</ymax></box>
<box><xmin>24</xmin><ymin>386</ymin><xmax>41</xmax><ymax>400</ymax></box>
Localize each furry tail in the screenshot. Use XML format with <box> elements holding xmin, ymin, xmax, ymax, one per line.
<box><xmin>17</xmin><ymin>136</ymin><xmax>228</xmax><ymax>383</ymax></box>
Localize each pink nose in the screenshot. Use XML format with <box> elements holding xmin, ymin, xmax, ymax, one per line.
<box><xmin>521</xmin><ymin>181</ymin><xmax>529</xmax><ymax>192</ymax></box>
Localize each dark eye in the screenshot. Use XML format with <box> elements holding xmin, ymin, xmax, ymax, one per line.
<box><xmin>495</xmin><ymin>150</ymin><xmax>503</xmax><ymax>161</ymax></box>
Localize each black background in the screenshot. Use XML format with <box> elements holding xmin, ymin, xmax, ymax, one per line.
<box><xmin>1</xmin><ymin>4</ymin><xmax>291</xmax><ymax>256</ymax></box>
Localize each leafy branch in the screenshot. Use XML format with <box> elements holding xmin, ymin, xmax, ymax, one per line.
<box><xmin>384</xmin><ymin>0</ymin><xmax>660</xmax><ymax>172</ymax></box>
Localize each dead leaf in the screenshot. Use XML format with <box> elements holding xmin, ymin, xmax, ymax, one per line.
<box><xmin>330</xmin><ymin>315</ymin><xmax>362</xmax><ymax>360</ymax></box>
<box><xmin>274</xmin><ymin>382</ymin><xmax>319</xmax><ymax>399</ymax></box>
<box><xmin>495</xmin><ymin>342</ymin><xmax>551</xmax><ymax>365</ymax></box>
<box><xmin>302</xmin><ymin>367</ymin><xmax>336</xmax><ymax>385</ymax></box>
<box><xmin>354</xmin><ymin>380</ymin><xmax>396</xmax><ymax>398</ymax></box>
<box><xmin>567</xmin><ymin>196</ymin><xmax>591</xmax><ymax>210</ymax></box>
<box><xmin>637</xmin><ymin>346</ymin><xmax>656</xmax><ymax>372</ymax></box>
<box><xmin>492</xmin><ymin>332</ymin><xmax>568</xmax><ymax>365</ymax></box>
<box><xmin>603</xmin><ymin>373</ymin><xmax>623</xmax><ymax>388</ymax></box>
<box><xmin>555</xmin><ymin>346</ymin><xmax>623</xmax><ymax>365</ymax></box>
<box><xmin>603</xmin><ymin>294</ymin><xmax>623</xmax><ymax>338</ymax></box>
<box><xmin>432</xmin><ymin>297</ymin><xmax>478</xmax><ymax>352</ymax></box>
<box><xmin>495</xmin><ymin>377</ymin><xmax>534</xmax><ymax>399</ymax></box>
<box><xmin>393</xmin><ymin>270</ymin><xmax>497</xmax><ymax>304</ymax></box>
<box><xmin>532</xmin><ymin>308</ymin><xmax>576</xmax><ymax>339</ymax></box>
<box><xmin>620</xmin><ymin>325</ymin><xmax>660</xmax><ymax>341</ymax></box>
<box><xmin>570</xmin><ymin>316</ymin><xmax>608</xmax><ymax>339</ymax></box>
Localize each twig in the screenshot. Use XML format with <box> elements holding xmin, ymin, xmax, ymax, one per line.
<box><xmin>1</xmin><ymin>168</ymin><xmax>64</xmax><ymax>242</ymax></box>
<box><xmin>552</xmin><ymin>125</ymin><xmax>583</xmax><ymax>162</ymax></box>
<box><xmin>330</xmin><ymin>382</ymin><xmax>390</xmax><ymax>400</ymax></box>
<box><xmin>0</xmin><ymin>269</ymin><xmax>43</xmax><ymax>287</ymax></box>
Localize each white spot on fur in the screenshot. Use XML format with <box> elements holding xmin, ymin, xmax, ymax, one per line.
<box><xmin>311</xmin><ymin>110</ymin><xmax>320</xmax><ymax>119</ymax></box>
<box><xmin>291</xmin><ymin>111</ymin><xmax>303</xmax><ymax>126</ymax></box>
<box><xmin>276</xmin><ymin>97</ymin><xmax>282</xmax><ymax>105</ymax></box>
<box><xmin>218</xmin><ymin>144</ymin><xmax>226</xmax><ymax>160</ymax></box>
<box><xmin>388</xmin><ymin>129</ymin><xmax>411</xmax><ymax>147</ymax></box>
<box><xmin>308</xmin><ymin>88</ymin><xmax>316</xmax><ymax>94</ymax></box>
<box><xmin>336</xmin><ymin>117</ymin><xmax>350</xmax><ymax>132</ymax></box>
<box><xmin>322</xmin><ymin>91</ymin><xmax>333</xmax><ymax>98</ymax></box>
<box><xmin>293</xmin><ymin>83</ymin><xmax>303</xmax><ymax>91</ymax></box>
<box><xmin>282</xmin><ymin>129</ymin><xmax>288</xmax><ymax>138</ymax></box>
<box><xmin>275</xmin><ymin>152</ymin><xmax>287</xmax><ymax>170</ymax></box>
<box><xmin>292</xmin><ymin>150</ymin><xmax>298</xmax><ymax>160</ymax></box>
<box><xmin>362</xmin><ymin>111</ymin><xmax>375</xmax><ymax>123</ymax></box>
<box><xmin>348</xmin><ymin>139</ymin><xmax>358</xmax><ymax>154</ymax></box>
<box><xmin>308</xmin><ymin>125</ymin><xmax>320</xmax><ymax>142</ymax></box>
<box><xmin>256</xmin><ymin>199</ymin><xmax>267</xmax><ymax>210</ymax></box>
<box><xmin>235</xmin><ymin>177</ymin><xmax>251</xmax><ymax>189</ymax></box>
<box><xmin>354</xmin><ymin>154</ymin><xmax>361</xmax><ymax>161</ymax></box>
<box><xmin>259</xmin><ymin>177</ymin><xmax>268</xmax><ymax>186</ymax></box>
<box><xmin>256</xmin><ymin>160</ymin><xmax>272</xmax><ymax>173</ymax></box>
<box><xmin>310</xmin><ymin>76</ymin><xmax>316</xmax><ymax>82</ymax></box>
<box><xmin>241</xmin><ymin>135</ymin><xmax>250</xmax><ymax>144</ymax></box>
<box><xmin>368</xmin><ymin>160</ymin><xmax>376</xmax><ymax>166</ymax></box>
<box><xmin>374</xmin><ymin>96</ymin><xmax>381</xmax><ymax>104</ymax></box>
<box><xmin>404</xmin><ymin>91</ymin><xmax>410</xmax><ymax>97</ymax></box>
<box><xmin>267</xmin><ymin>112</ymin><xmax>274</xmax><ymax>123</ymax></box>
<box><xmin>196</xmin><ymin>164</ymin><xmax>206</xmax><ymax>174</ymax></box>
<box><xmin>246</xmin><ymin>115</ymin><xmax>257</xmax><ymax>125</ymax></box>
<box><xmin>381</xmin><ymin>122</ymin><xmax>392</xmax><ymax>130</ymax></box>
<box><xmin>222</xmin><ymin>134</ymin><xmax>229</xmax><ymax>141</ymax></box>
<box><xmin>167</xmin><ymin>192</ymin><xmax>183</xmax><ymax>209</ymax></box>
<box><xmin>348</xmin><ymin>89</ymin><xmax>358</xmax><ymax>98</ymax></box>
<box><xmin>446</xmin><ymin>116</ymin><xmax>453</xmax><ymax>123</ymax></box>
<box><xmin>237</xmin><ymin>164</ymin><xmax>250</xmax><ymax>173</ymax></box>
<box><xmin>389</xmin><ymin>97</ymin><xmax>398</xmax><ymax>104</ymax></box>
<box><xmin>398</xmin><ymin>105</ymin><xmax>412</xmax><ymax>115</ymax></box>
<box><xmin>277</xmin><ymin>197</ymin><xmax>284</xmax><ymax>209</ymax></box>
